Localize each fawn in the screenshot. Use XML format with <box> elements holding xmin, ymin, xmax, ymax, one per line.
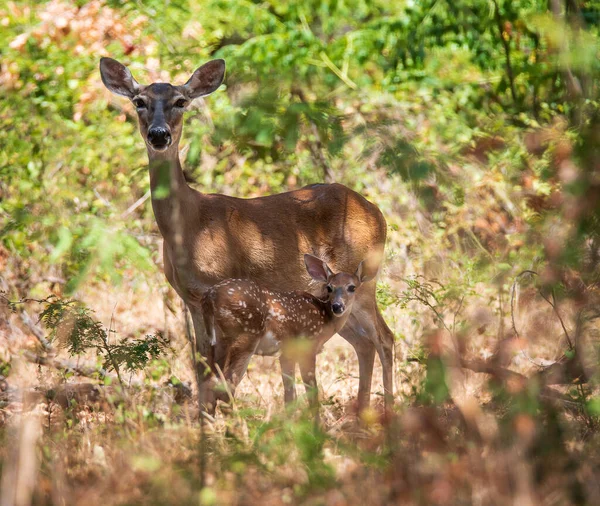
<box><xmin>201</xmin><ymin>254</ymin><xmax>373</xmax><ymax>414</ymax></box>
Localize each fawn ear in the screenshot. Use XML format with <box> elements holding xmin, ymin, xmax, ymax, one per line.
<box><xmin>99</xmin><ymin>58</ymin><xmax>140</xmax><ymax>98</ymax></box>
<box><xmin>355</xmin><ymin>260</ymin><xmax>376</xmax><ymax>283</ymax></box>
<box><xmin>184</xmin><ymin>59</ymin><xmax>226</xmax><ymax>99</ymax></box>
<box><xmin>304</xmin><ymin>254</ymin><xmax>333</xmax><ymax>282</ymax></box>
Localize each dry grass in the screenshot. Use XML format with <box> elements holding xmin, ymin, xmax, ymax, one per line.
<box><xmin>1</xmin><ymin>260</ymin><xmax>599</xmax><ymax>505</ymax></box>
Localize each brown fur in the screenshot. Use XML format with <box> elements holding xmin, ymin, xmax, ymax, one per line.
<box><xmin>99</xmin><ymin>58</ymin><xmax>395</xmax><ymax>413</ymax></box>
<box><xmin>201</xmin><ymin>266</ymin><xmax>362</xmax><ymax>414</ymax></box>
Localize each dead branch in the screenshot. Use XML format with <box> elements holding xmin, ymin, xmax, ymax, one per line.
<box><xmin>460</xmin><ymin>355</ymin><xmax>587</xmax><ymax>387</ymax></box>
<box><xmin>20</xmin><ymin>310</ymin><xmax>53</xmax><ymax>352</ymax></box>
<box><xmin>23</xmin><ymin>351</ymin><xmax>109</xmax><ymax>380</ymax></box>
<box><xmin>459</xmin><ymin>358</ymin><xmax>528</xmax><ymax>384</ymax></box>
<box><xmin>458</xmin><ymin>358</ymin><xmax>585</xmax><ymax>414</ymax></box>
<box><xmin>533</xmin><ymin>353</ymin><xmax>588</xmax><ymax>385</ymax></box>
<box><xmin>1</xmin><ymin>379</ymin><xmax>191</xmax><ymax>410</ymax></box>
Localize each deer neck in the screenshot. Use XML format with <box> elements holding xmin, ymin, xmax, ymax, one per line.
<box><xmin>147</xmin><ymin>144</ymin><xmax>194</xmax><ymax>243</ymax></box>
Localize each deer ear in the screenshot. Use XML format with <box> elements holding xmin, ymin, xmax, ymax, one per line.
<box><xmin>304</xmin><ymin>254</ymin><xmax>333</xmax><ymax>282</ymax></box>
<box><xmin>99</xmin><ymin>57</ymin><xmax>140</xmax><ymax>98</ymax></box>
<box><xmin>184</xmin><ymin>59</ymin><xmax>226</xmax><ymax>99</ymax></box>
<box><xmin>355</xmin><ymin>260</ymin><xmax>376</xmax><ymax>283</ymax></box>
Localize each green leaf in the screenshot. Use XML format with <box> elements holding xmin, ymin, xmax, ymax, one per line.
<box><xmin>586</xmin><ymin>398</ymin><xmax>600</xmax><ymax>416</ymax></box>
<box><xmin>49</xmin><ymin>227</ymin><xmax>73</xmax><ymax>263</ymax></box>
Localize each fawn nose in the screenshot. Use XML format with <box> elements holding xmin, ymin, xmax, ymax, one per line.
<box><xmin>147</xmin><ymin>127</ymin><xmax>171</xmax><ymax>149</ymax></box>
<box><xmin>331</xmin><ymin>302</ymin><xmax>344</xmax><ymax>315</ymax></box>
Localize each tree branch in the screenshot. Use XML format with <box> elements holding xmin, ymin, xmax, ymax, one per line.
<box><xmin>491</xmin><ymin>0</ymin><xmax>518</xmax><ymax>106</ymax></box>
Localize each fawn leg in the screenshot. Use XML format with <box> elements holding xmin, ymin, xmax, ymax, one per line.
<box><xmin>299</xmin><ymin>352</ymin><xmax>319</xmax><ymax>423</ymax></box>
<box><xmin>279</xmin><ymin>355</ymin><xmax>297</xmax><ymax>405</ymax></box>
<box><xmin>218</xmin><ymin>339</ymin><xmax>255</xmax><ymax>405</ymax></box>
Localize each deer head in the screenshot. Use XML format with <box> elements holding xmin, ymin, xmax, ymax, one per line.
<box><xmin>304</xmin><ymin>254</ymin><xmax>374</xmax><ymax>317</ymax></box>
<box><xmin>99</xmin><ymin>58</ymin><xmax>225</xmax><ymax>153</ymax></box>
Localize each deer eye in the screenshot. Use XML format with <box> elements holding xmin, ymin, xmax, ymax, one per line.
<box><xmin>132</xmin><ymin>98</ymin><xmax>146</xmax><ymax>109</ymax></box>
<box><xmin>174</xmin><ymin>98</ymin><xmax>188</xmax><ymax>108</ymax></box>
<box><xmin>326</xmin><ymin>285</ymin><xmax>333</xmax><ymax>293</ymax></box>
<box><xmin>348</xmin><ymin>285</ymin><xmax>356</xmax><ymax>293</ymax></box>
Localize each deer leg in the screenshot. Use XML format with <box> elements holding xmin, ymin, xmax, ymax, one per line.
<box><xmin>279</xmin><ymin>355</ymin><xmax>297</xmax><ymax>405</ymax></box>
<box><xmin>356</xmin><ymin>340</ymin><xmax>377</xmax><ymax>413</ymax></box>
<box><xmin>342</xmin><ymin>280</ymin><xmax>396</xmax><ymax>412</ymax></box>
<box><xmin>188</xmin><ymin>305</ymin><xmax>214</xmax><ymax>413</ymax></box>
<box><xmin>375</xmin><ymin>309</ymin><xmax>395</xmax><ymax>411</ymax></box>
<box><xmin>299</xmin><ymin>352</ymin><xmax>319</xmax><ymax>424</ymax></box>
<box><xmin>339</xmin><ymin>314</ymin><xmax>377</xmax><ymax>414</ymax></box>
<box><xmin>195</xmin><ymin>337</ymin><xmax>228</xmax><ymax>413</ymax></box>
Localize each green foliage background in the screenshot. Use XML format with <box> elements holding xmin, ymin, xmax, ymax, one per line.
<box><xmin>1</xmin><ymin>0</ymin><xmax>599</xmax><ymax>298</ymax></box>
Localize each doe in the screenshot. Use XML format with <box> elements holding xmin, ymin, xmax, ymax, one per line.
<box><xmin>201</xmin><ymin>254</ymin><xmax>373</xmax><ymax>414</ymax></box>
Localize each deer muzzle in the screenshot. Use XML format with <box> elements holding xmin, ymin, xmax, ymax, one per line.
<box><xmin>147</xmin><ymin>126</ymin><xmax>172</xmax><ymax>151</ymax></box>
<box><xmin>331</xmin><ymin>302</ymin><xmax>345</xmax><ymax>315</ymax></box>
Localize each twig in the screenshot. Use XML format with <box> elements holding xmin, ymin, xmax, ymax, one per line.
<box><xmin>93</xmin><ymin>188</ymin><xmax>113</xmax><ymax>208</ymax></box>
<box><xmin>319</xmin><ymin>51</ymin><xmax>357</xmax><ymax>90</ymax></box>
<box><xmin>406</xmin><ymin>289</ymin><xmax>454</xmax><ymax>340</ymax></box>
<box><xmin>4</xmin><ymin>297</ymin><xmax>112</xmax><ymax>380</ymax></box>
<box><xmin>308</xmin><ymin>121</ymin><xmax>334</xmax><ymax>183</ymax></box>
<box><xmin>121</xmin><ymin>190</ymin><xmax>151</xmax><ymax>218</ymax></box>
<box><xmin>452</xmin><ymin>295</ymin><xmax>465</xmax><ymax>337</ymax></box>
<box><xmin>509</xmin><ymin>270</ymin><xmax>548</xmax><ymax>367</ymax></box>
<box><xmin>491</xmin><ymin>0</ymin><xmax>518</xmax><ymax>106</ymax></box>
<box><xmin>539</xmin><ymin>289</ymin><xmax>574</xmax><ymax>350</ymax></box>
<box><xmin>20</xmin><ymin>310</ymin><xmax>53</xmax><ymax>352</ymax></box>
<box><xmin>401</xmin><ymin>276</ymin><xmax>463</xmax><ymax>355</ymax></box>
<box><xmin>291</xmin><ymin>88</ymin><xmax>334</xmax><ymax>183</ymax></box>
<box><xmin>510</xmin><ymin>270</ymin><xmax>538</xmax><ymax>338</ymax></box>
<box><xmin>44</xmin><ymin>276</ymin><xmax>66</xmax><ymax>285</ymax></box>
<box><xmin>98</xmin><ymin>328</ymin><xmax>123</xmax><ymax>387</ymax></box>
<box><xmin>214</xmin><ymin>362</ymin><xmax>236</xmax><ymax>410</ymax></box>
<box><xmin>539</xmin><ymin>391</ymin><xmax>585</xmax><ymax>414</ymax></box>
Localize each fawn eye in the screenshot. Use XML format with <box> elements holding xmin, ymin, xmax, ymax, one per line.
<box><xmin>326</xmin><ymin>285</ymin><xmax>333</xmax><ymax>293</ymax></box>
<box><xmin>348</xmin><ymin>285</ymin><xmax>356</xmax><ymax>293</ymax></box>
<box><xmin>174</xmin><ymin>98</ymin><xmax>187</xmax><ymax>108</ymax></box>
<box><xmin>133</xmin><ymin>98</ymin><xmax>146</xmax><ymax>109</ymax></box>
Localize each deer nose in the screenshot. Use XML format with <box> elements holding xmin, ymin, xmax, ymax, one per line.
<box><xmin>331</xmin><ymin>302</ymin><xmax>344</xmax><ymax>315</ymax></box>
<box><xmin>147</xmin><ymin>127</ymin><xmax>171</xmax><ymax>149</ymax></box>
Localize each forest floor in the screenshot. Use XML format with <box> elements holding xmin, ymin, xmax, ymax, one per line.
<box><xmin>2</xmin><ymin>251</ymin><xmax>598</xmax><ymax>505</ymax></box>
